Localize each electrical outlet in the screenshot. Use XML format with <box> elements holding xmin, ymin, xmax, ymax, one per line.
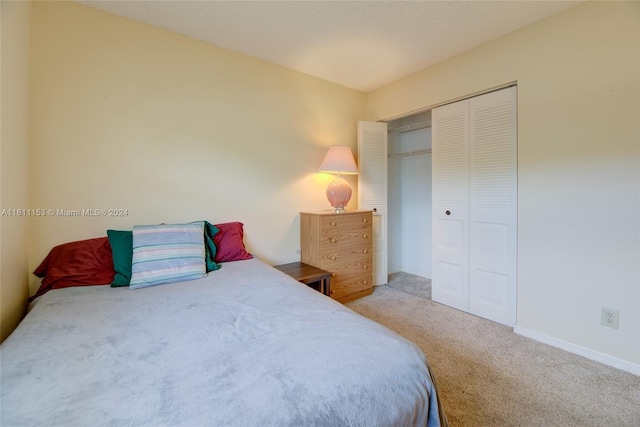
<box><xmin>601</xmin><ymin>307</ymin><xmax>619</xmax><ymax>329</ymax></box>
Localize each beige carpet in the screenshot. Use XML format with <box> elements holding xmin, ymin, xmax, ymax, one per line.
<box><xmin>345</xmin><ymin>279</ymin><xmax>640</xmax><ymax>427</ymax></box>
<box><xmin>388</xmin><ymin>271</ymin><xmax>432</xmax><ymax>299</ymax></box>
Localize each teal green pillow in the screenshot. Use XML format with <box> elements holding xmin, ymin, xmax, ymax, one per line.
<box><xmin>203</xmin><ymin>221</ymin><xmax>221</xmax><ymax>272</ymax></box>
<box><xmin>107</xmin><ymin>229</ymin><xmax>133</xmax><ymax>287</ymax></box>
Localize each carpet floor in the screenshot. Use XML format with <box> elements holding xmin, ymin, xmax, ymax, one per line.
<box><xmin>345</xmin><ymin>274</ymin><xmax>640</xmax><ymax>427</ymax></box>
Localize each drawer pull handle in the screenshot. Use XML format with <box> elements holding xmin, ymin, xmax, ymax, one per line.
<box><xmin>362</xmin><ymin>233</ymin><xmax>368</xmax><ymax>239</ymax></box>
<box><xmin>362</xmin><ymin>218</ymin><xmax>368</xmax><ymax>223</ymax></box>
<box><xmin>362</xmin><ymin>249</ymin><xmax>368</xmax><ymax>254</ymax></box>
<box><xmin>363</xmin><ymin>265</ymin><xmax>368</xmax><ymax>269</ymax></box>
<box><xmin>329</xmin><ymin>221</ymin><xmax>336</xmax><ymax>226</ymax></box>
<box><xmin>330</xmin><ymin>238</ymin><xmax>337</xmax><ymax>243</ymax></box>
<box><xmin>331</xmin><ymin>272</ymin><xmax>336</xmax><ymax>277</ymax></box>
<box><xmin>330</xmin><ymin>289</ymin><xmax>335</xmax><ymax>295</ymax></box>
<box><xmin>330</xmin><ymin>256</ymin><xmax>337</xmax><ymax>261</ymax></box>
<box><xmin>363</xmin><ymin>279</ymin><xmax>368</xmax><ymax>285</ymax></box>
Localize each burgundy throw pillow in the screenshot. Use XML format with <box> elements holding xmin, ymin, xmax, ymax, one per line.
<box><xmin>29</xmin><ymin>237</ymin><xmax>115</xmax><ymax>302</ymax></box>
<box><xmin>213</xmin><ymin>222</ymin><xmax>253</xmax><ymax>262</ymax></box>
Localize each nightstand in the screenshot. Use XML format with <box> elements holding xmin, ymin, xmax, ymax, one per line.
<box><xmin>274</xmin><ymin>262</ymin><xmax>331</xmax><ymax>296</ymax></box>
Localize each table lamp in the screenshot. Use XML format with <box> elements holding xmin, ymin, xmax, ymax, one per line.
<box><xmin>318</xmin><ymin>145</ymin><xmax>358</xmax><ymax>212</ymax></box>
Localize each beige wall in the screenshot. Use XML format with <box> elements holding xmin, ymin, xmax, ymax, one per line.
<box><xmin>27</xmin><ymin>1</ymin><xmax>365</xmax><ymax>295</ymax></box>
<box><xmin>1</xmin><ymin>1</ymin><xmax>32</xmax><ymax>342</ymax></box>
<box><xmin>368</xmin><ymin>1</ymin><xmax>640</xmax><ymax>366</ymax></box>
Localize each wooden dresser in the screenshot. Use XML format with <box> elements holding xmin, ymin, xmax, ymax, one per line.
<box><xmin>300</xmin><ymin>210</ymin><xmax>373</xmax><ymax>303</ymax></box>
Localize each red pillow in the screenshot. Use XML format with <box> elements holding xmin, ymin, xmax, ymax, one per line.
<box><xmin>29</xmin><ymin>237</ymin><xmax>115</xmax><ymax>302</ymax></box>
<box><xmin>213</xmin><ymin>222</ymin><xmax>253</xmax><ymax>262</ymax></box>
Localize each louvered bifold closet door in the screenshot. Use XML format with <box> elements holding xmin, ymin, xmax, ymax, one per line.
<box><xmin>358</xmin><ymin>121</ymin><xmax>388</xmax><ymax>286</ymax></box>
<box><xmin>469</xmin><ymin>87</ymin><xmax>517</xmax><ymax>326</ymax></box>
<box><xmin>431</xmin><ymin>101</ymin><xmax>470</xmax><ymax>312</ymax></box>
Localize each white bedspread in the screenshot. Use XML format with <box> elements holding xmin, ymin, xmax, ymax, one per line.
<box><xmin>1</xmin><ymin>258</ymin><xmax>445</xmax><ymax>426</ymax></box>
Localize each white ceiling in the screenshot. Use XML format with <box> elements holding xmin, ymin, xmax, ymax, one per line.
<box><xmin>76</xmin><ymin>0</ymin><xmax>584</xmax><ymax>92</ymax></box>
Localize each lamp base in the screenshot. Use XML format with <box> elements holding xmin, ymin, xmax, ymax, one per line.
<box><xmin>326</xmin><ymin>176</ymin><xmax>352</xmax><ymax>212</ymax></box>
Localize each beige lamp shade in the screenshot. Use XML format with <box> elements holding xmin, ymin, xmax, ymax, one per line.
<box><xmin>318</xmin><ymin>146</ymin><xmax>358</xmax><ymax>174</ymax></box>
<box><xmin>319</xmin><ymin>146</ymin><xmax>358</xmax><ymax>212</ymax></box>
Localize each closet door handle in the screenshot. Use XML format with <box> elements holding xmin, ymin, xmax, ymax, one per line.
<box><xmin>445</xmin><ymin>210</ymin><xmax>451</xmax><ymax>216</ymax></box>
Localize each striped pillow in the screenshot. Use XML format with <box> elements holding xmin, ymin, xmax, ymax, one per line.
<box><xmin>129</xmin><ymin>222</ymin><xmax>206</xmax><ymax>289</ymax></box>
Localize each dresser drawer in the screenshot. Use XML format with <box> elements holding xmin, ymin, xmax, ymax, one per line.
<box><xmin>319</xmin><ymin>244</ymin><xmax>372</xmax><ymax>263</ymax></box>
<box><xmin>329</xmin><ymin>270</ymin><xmax>372</xmax><ymax>300</ymax></box>
<box><xmin>320</xmin><ymin>213</ymin><xmax>371</xmax><ymax>232</ymax></box>
<box><xmin>320</xmin><ymin>251</ymin><xmax>371</xmax><ymax>300</ymax></box>
<box><xmin>320</xmin><ymin>229</ymin><xmax>372</xmax><ymax>252</ymax></box>
<box><xmin>320</xmin><ymin>212</ymin><xmax>372</xmax><ymax>251</ymax></box>
<box><xmin>319</xmin><ymin>250</ymin><xmax>371</xmax><ymax>273</ymax></box>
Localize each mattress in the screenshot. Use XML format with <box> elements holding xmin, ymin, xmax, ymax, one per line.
<box><xmin>1</xmin><ymin>258</ymin><xmax>446</xmax><ymax>426</ymax></box>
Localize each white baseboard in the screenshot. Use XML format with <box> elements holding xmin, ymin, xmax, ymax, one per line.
<box><xmin>514</xmin><ymin>326</ymin><xmax>640</xmax><ymax>376</ymax></box>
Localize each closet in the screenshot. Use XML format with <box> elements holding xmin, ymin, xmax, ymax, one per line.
<box><xmin>387</xmin><ymin>112</ymin><xmax>433</xmax><ymax>279</ymax></box>
<box><xmin>432</xmin><ymin>86</ymin><xmax>517</xmax><ymax>326</ymax></box>
<box><xmin>358</xmin><ymin>85</ymin><xmax>517</xmax><ymax>327</ymax></box>
<box><xmin>358</xmin><ymin>115</ymin><xmax>432</xmax><ymax>287</ymax></box>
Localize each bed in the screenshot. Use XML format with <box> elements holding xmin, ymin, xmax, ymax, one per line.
<box><xmin>1</xmin><ymin>225</ymin><xmax>447</xmax><ymax>426</ymax></box>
